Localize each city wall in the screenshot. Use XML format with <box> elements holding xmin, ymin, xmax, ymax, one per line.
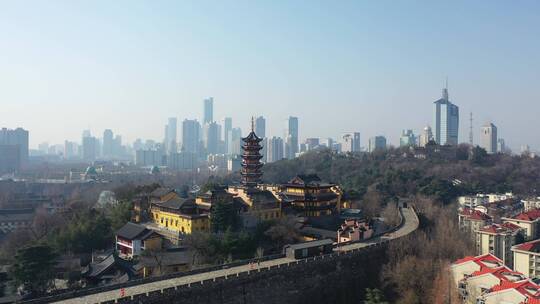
<box><xmin>109</xmin><ymin>242</ymin><xmax>389</xmax><ymax>304</ymax></box>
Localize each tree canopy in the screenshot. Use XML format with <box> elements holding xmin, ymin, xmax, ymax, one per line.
<box><xmin>11</xmin><ymin>244</ymin><xmax>58</xmax><ymax>295</ymax></box>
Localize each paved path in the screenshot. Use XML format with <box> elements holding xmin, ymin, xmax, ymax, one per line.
<box><xmin>53</xmin><ymin>207</ymin><xmax>419</xmax><ymax>304</ymax></box>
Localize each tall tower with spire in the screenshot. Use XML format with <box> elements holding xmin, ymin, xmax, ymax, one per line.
<box><xmin>433</xmin><ymin>79</ymin><xmax>459</xmax><ymax>145</ymax></box>
<box><xmin>240</xmin><ymin>118</ymin><xmax>263</xmax><ymax>188</ymax></box>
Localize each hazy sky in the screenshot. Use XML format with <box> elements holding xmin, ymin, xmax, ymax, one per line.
<box><xmin>1</xmin><ymin>1</ymin><xmax>539</xmax><ymax>151</ymax></box>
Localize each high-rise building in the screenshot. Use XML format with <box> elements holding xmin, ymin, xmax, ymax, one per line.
<box><xmin>255</xmin><ymin>116</ymin><xmax>266</xmax><ymax>138</ymax></box>
<box><xmin>497</xmin><ymin>138</ymin><xmax>507</xmax><ymax>154</ymax></box>
<box><xmin>305</xmin><ymin>138</ymin><xmax>320</xmax><ymax>151</ymax></box>
<box><xmin>227</xmin><ymin>128</ymin><xmax>242</xmax><ymax>156</ymax></box>
<box><xmin>321</xmin><ymin>138</ymin><xmax>334</xmax><ymax>150</ymax></box>
<box><xmin>165</xmin><ymin>117</ymin><xmax>178</xmax><ymax>153</ymax></box>
<box><xmin>38</xmin><ymin>142</ymin><xmax>49</xmax><ymax>154</ymax></box>
<box><xmin>0</xmin><ymin>145</ymin><xmax>20</xmax><ymax>174</ymax></box>
<box><xmin>82</xmin><ymin>129</ymin><xmax>91</xmax><ymax>138</ymax></box>
<box><xmin>285</xmin><ymin>117</ymin><xmax>299</xmax><ymax>159</ymax></box>
<box><xmin>204</xmin><ymin>122</ymin><xmax>220</xmax><ymax>155</ymax></box>
<box><xmin>82</xmin><ymin>136</ymin><xmax>97</xmax><ymax>162</ymax></box>
<box><xmin>167</xmin><ymin>151</ymin><xmax>197</xmax><ymax>170</ymax></box>
<box><xmin>400</xmin><ymin>130</ymin><xmax>416</xmax><ymax>147</ymax></box>
<box><xmin>113</xmin><ymin>135</ymin><xmax>122</xmax><ymax>158</ymax></box>
<box><xmin>433</xmin><ymin>86</ymin><xmax>459</xmax><ymax>145</ymax></box>
<box><xmin>341</xmin><ymin>132</ymin><xmax>361</xmax><ymax>153</ymax></box>
<box><xmin>64</xmin><ymin>141</ymin><xmax>77</xmax><ymax>159</ymax></box>
<box><xmin>267</xmin><ymin>136</ymin><xmax>284</xmax><ymax>163</ymax></box>
<box><xmin>223</xmin><ymin>117</ymin><xmax>232</xmax><ymax>154</ymax></box>
<box><xmin>182</xmin><ymin>119</ymin><xmax>201</xmax><ymax>154</ymax></box>
<box><xmin>135</xmin><ymin>149</ymin><xmax>164</xmax><ymax>167</ymax></box>
<box><xmin>103</xmin><ymin>129</ymin><xmax>114</xmax><ymax>158</ymax></box>
<box><xmin>368</xmin><ymin>136</ymin><xmax>387</xmax><ymax>152</ymax></box>
<box><xmin>419</xmin><ymin>125</ymin><xmax>433</xmax><ymax>147</ymax></box>
<box><xmin>0</xmin><ymin>128</ymin><xmax>29</xmax><ymax>164</ymax></box>
<box><xmin>481</xmin><ymin>122</ymin><xmax>498</xmax><ymax>154</ymax></box>
<box><xmin>203</xmin><ymin>97</ymin><xmax>214</xmax><ymax>124</ymax></box>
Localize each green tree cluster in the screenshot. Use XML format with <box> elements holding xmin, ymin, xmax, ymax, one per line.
<box><xmin>11</xmin><ymin>244</ymin><xmax>58</xmax><ymax>295</ymax></box>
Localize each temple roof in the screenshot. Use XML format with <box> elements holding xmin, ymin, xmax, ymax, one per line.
<box><xmin>242</xmin><ymin>131</ymin><xmax>262</xmax><ymax>142</ymax></box>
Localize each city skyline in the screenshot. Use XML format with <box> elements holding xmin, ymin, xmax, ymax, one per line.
<box><xmin>1</xmin><ymin>1</ymin><xmax>540</xmax><ymax>150</ymax></box>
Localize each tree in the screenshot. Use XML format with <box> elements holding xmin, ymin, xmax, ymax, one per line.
<box><xmin>264</xmin><ymin>217</ymin><xmax>301</xmax><ymax>250</ymax></box>
<box><xmin>11</xmin><ymin>244</ymin><xmax>58</xmax><ymax>295</ymax></box>
<box><xmin>211</xmin><ymin>201</ymin><xmax>240</xmax><ymax>233</ymax></box>
<box><xmin>381</xmin><ymin>202</ymin><xmax>400</xmax><ymax>229</ymax></box>
<box><xmin>364</xmin><ymin>288</ymin><xmax>389</xmax><ymax>304</ymax></box>
<box><xmin>108</xmin><ymin>200</ymin><xmax>133</xmax><ymax>231</ymax></box>
<box><xmin>51</xmin><ymin>210</ymin><xmax>112</xmax><ymax>254</ymax></box>
<box><xmin>470</xmin><ymin>146</ymin><xmax>488</xmax><ymax>165</ymax></box>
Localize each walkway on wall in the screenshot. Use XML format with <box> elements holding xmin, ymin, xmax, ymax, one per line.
<box><xmin>39</xmin><ymin>207</ymin><xmax>419</xmax><ymax>304</ymax></box>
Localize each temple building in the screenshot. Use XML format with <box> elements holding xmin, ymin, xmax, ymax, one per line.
<box><xmin>149</xmin><ymin>197</ymin><xmax>210</xmax><ymax>244</ymax></box>
<box><xmin>195</xmin><ymin>186</ymin><xmax>237</xmax><ymax>213</ymax></box>
<box><xmin>280</xmin><ymin>174</ymin><xmax>342</xmax><ymax>217</ymax></box>
<box><xmin>227</xmin><ymin>119</ymin><xmax>281</xmax><ymax>225</ymax></box>
<box><xmin>240</xmin><ymin>119</ymin><xmax>264</xmax><ymax>188</ymax></box>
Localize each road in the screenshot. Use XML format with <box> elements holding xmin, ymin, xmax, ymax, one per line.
<box><xmin>52</xmin><ymin>207</ymin><xmax>419</xmax><ymax>304</ymax></box>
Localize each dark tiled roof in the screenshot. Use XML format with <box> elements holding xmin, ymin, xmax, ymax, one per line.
<box><xmin>286</xmin><ymin>174</ymin><xmax>334</xmax><ymax>187</ymax></box>
<box><xmin>116</xmin><ymin>222</ymin><xmax>148</xmax><ymax>240</ymax></box>
<box><xmin>286</xmin><ymin>239</ymin><xmax>333</xmax><ymax>250</ymax></box>
<box><xmin>87</xmin><ymin>254</ymin><xmax>117</xmax><ymax>277</ymax></box>
<box><xmin>154</xmin><ymin>197</ymin><xmax>195</xmax><ymax>210</ymax></box>
<box><xmin>242</xmin><ymin>131</ymin><xmax>262</xmax><ymax>142</ymax></box>
<box><xmin>150</xmin><ymin>187</ymin><xmax>174</xmax><ymax>198</ymax></box>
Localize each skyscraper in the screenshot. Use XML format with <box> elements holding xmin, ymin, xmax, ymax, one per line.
<box><xmin>255</xmin><ymin>116</ymin><xmax>266</xmax><ymax>138</ymax></box>
<box><xmin>165</xmin><ymin>117</ymin><xmax>177</xmax><ymax>153</ymax></box>
<box><xmin>497</xmin><ymin>138</ymin><xmax>507</xmax><ymax>154</ymax></box>
<box><xmin>305</xmin><ymin>138</ymin><xmax>320</xmax><ymax>151</ymax></box>
<box><xmin>64</xmin><ymin>141</ymin><xmax>77</xmax><ymax>159</ymax></box>
<box><xmin>182</xmin><ymin>119</ymin><xmax>201</xmax><ymax>154</ymax></box>
<box><xmin>227</xmin><ymin>128</ymin><xmax>242</xmax><ymax>156</ymax></box>
<box><xmin>285</xmin><ymin>116</ymin><xmax>298</xmax><ymax>159</ymax></box>
<box><xmin>204</xmin><ymin>121</ymin><xmax>220</xmax><ymax>155</ymax></box>
<box><xmin>267</xmin><ymin>136</ymin><xmax>284</xmax><ymax>163</ymax></box>
<box><xmin>0</xmin><ymin>127</ymin><xmax>29</xmax><ymax>164</ymax></box>
<box><xmin>103</xmin><ymin>129</ymin><xmax>114</xmax><ymax>158</ymax></box>
<box><xmin>481</xmin><ymin>122</ymin><xmax>498</xmax><ymax>154</ymax></box>
<box><xmin>341</xmin><ymin>132</ymin><xmax>361</xmax><ymax>153</ymax></box>
<box><xmin>223</xmin><ymin>117</ymin><xmax>232</xmax><ymax>154</ymax></box>
<box><xmin>433</xmin><ymin>86</ymin><xmax>459</xmax><ymax>145</ymax></box>
<box><xmin>203</xmin><ymin>97</ymin><xmax>214</xmax><ymax>124</ymax></box>
<box><xmin>368</xmin><ymin>136</ymin><xmax>387</xmax><ymax>152</ymax></box>
<box><xmin>82</xmin><ymin>136</ymin><xmax>97</xmax><ymax>162</ymax></box>
<box><xmin>400</xmin><ymin>130</ymin><xmax>416</xmax><ymax>147</ymax></box>
<box><xmin>419</xmin><ymin>125</ymin><xmax>433</xmax><ymax>147</ymax></box>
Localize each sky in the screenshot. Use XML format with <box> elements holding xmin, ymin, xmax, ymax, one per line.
<box><xmin>1</xmin><ymin>1</ymin><xmax>539</xmax><ymax>151</ymax></box>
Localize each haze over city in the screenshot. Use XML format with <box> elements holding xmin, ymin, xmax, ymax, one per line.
<box><xmin>1</xmin><ymin>1</ymin><xmax>540</xmax><ymax>150</ymax></box>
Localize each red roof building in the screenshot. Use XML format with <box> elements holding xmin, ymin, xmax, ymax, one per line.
<box><xmin>452</xmin><ymin>253</ymin><xmax>540</xmax><ymax>304</ymax></box>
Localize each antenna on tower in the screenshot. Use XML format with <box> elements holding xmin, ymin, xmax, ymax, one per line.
<box><xmin>469</xmin><ymin>112</ymin><xmax>474</xmax><ymax>146</ymax></box>
<box><xmin>442</xmin><ymin>76</ymin><xmax>449</xmax><ymax>101</ymax></box>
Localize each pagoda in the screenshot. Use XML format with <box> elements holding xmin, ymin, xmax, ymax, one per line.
<box><xmin>241</xmin><ymin>118</ymin><xmax>263</xmax><ymax>188</ymax></box>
